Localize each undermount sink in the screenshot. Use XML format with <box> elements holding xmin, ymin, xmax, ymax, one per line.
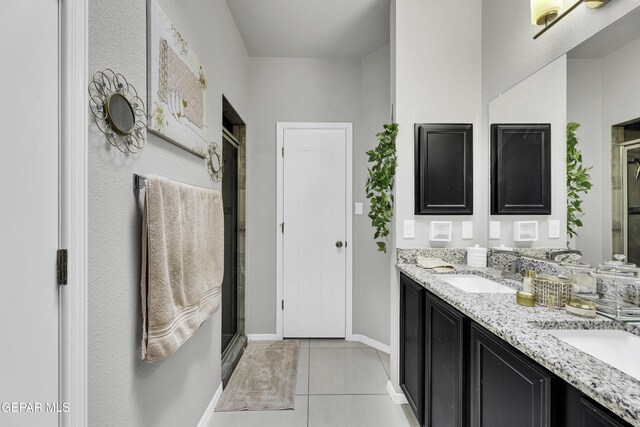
<box><xmin>437</xmin><ymin>274</ymin><xmax>517</xmax><ymax>294</ymax></box>
<box><xmin>547</xmin><ymin>329</ymin><xmax>640</xmax><ymax>381</ymax></box>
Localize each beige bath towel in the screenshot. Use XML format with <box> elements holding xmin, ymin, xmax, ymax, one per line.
<box><xmin>417</xmin><ymin>256</ymin><xmax>455</xmax><ymax>273</ymax></box>
<box><xmin>140</xmin><ymin>175</ymin><xmax>224</xmax><ymax>362</ymax></box>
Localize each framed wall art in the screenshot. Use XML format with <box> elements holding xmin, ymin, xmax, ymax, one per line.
<box><xmin>148</xmin><ymin>0</ymin><xmax>208</xmax><ymax>157</ymax></box>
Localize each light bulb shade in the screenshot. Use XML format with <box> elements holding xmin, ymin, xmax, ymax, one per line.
<box><xmin>531</xmin><ymin>0</ymin><xmax>562</xmax><ymax>25</ymax></box>
<box><xmin>584</xmin><ymin>0</ymin><xmax>608</xmax><ymax>9</ymax></box>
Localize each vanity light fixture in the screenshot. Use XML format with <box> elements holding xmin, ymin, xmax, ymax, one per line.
<box><xmin>584</xmin><ymin>0</ymin><xmax>609</xmax><ymax>8</ymax></box>
<box><xmin>530</xmin><ymin>0</ymin><xmax>562</xmax><ymax>25</ymax></box>
<box><xmin>532</xmin><ymin>0</ymin><xmax>610</xmax><ymax>40</ymax></box>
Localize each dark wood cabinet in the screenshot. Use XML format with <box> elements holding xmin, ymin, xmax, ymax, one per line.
<box><xmin>425</xmin><ymin>293</ymin><xmax>467</xmax><ymax>427</ymax></box>
<box><xmin>398</xmin><ymin>275</ymin><xmax>631</xmax><ymax>427</ymax></box>
<box><xmin>400</xmin><ymin>274</ymin><xmax>426</xmax><ymax>425</ymax></box>
<box><xmin>414</xmin><ymin>124</ymin><xmax>473</xmax><ymax>215</ymax></box>
<box><xmin>470</xmin><ymin>322</ymin><xmax>552</xmax><ymax>427</ymax></box>
<box><xmin>491</xmin><ymin>124</ymin><xmax>551</xmax><ymax>215</ymax></box>
<box><xmin>557</xmin><ymin>381</ymin><xmax>632</xmax><ymax>427</ymax></box>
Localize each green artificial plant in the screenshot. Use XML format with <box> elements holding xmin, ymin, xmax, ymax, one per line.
<box><xmin>566</xmin><ymin>122</ymin><xmax>593</xmax><ymax>238</ymax></box>
<box><xmin>366</xmin><ymin>123</ymin><xmax>399</xmax><ymax>252</ymax></box>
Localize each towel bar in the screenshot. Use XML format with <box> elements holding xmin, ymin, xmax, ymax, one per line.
<box><xmin>133</xmin><ymin>173</ymin><xmax>215</xmax><ymax>191</ymax></box>
<box><xmin>133</xmin><ymin>173</ymin><xmax>147</xmax><ymax>190</ymax></box>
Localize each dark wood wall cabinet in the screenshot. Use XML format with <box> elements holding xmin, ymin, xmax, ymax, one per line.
<box><xmin>398</xmin><ymin>273</ymin><xmax>631</xmax><ymax>427</ymax></box>
<box><xmin>491</xmin><ymin>124</ymin><xmax>551</xmax><ymax>215</ymax></box>
<box><xmin>414</xmin><ymin>124</ymin><xmax>473</xmax><ymax>215</ymax></box>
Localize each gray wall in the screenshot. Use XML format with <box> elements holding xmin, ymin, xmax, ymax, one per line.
<box><xmin>246</xmin><ymin>51</ymin><xmax>392</xmax><ymax>345</ymax></box>
<box><xmin>88</xmin><ymin>0</ymin><xmax>249</xmax><ymax>425</ymax></box>
<box><xmin>568</xmin><ymin>58</ymin><xmax>604</xmax><ymax>265</ymax></box>
<box><xmin>393</xmin><ymin>0</ymin><xmax>483</xmax><ymax>250</ymax></box>
<box><xmin>355</xmin><ymin>45</ymin><xmax>392</xmax><ymax>345</ymax></box>
<box><xmin>389</xmin><ymin>0</ymin><xmax>483</xmax><ymax>393</ymax></box>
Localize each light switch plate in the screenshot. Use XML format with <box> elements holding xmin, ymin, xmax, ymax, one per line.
<box><xmin>548</xmin><ymin>219</ymin><xmax>560</xmax><ymax>239</ymax></box>
<box><xmin>403</xmin><ymin>220</ymin><xmax>415</xmax><ymax>239</ymax></box>
<box><xmin>462</xmin><ymin>221</ymin><xmax>473</xmax><ymax>239</ymax></box>
<box><xmin>355</xmin><ymin>202</ymin><xmax>363</xmax><ymax>215</ymax></box>
<box><xmin>489</xmin><ymin>221</ymin><xmax>501</xmax><ymax>239</ymax></box>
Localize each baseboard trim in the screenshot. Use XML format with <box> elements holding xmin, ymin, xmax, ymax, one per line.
<box><xmin>349</xmin><ymin>334</ymin><xmax>391</xmax><ymax>354</ymax></box>
<box><xmin>386</xmin><ymin>380</ymin><xmax>408</xmax><ymax>405</ymax></box>
<box><xmin>197</xmin><ymin>382</ymin><xmax>223</xmax><ymax>427</ymax></box>
<box><xmin>246</xmin><ymin>334</ymin><xmax>280</xmax><ymax>341</ymax></box>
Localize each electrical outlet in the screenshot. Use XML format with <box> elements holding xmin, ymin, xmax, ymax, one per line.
<box><xmin>489</xmin><ymin>221</ymin><xmax>501</xmax><ymax>239</ymax></box>
<box><xmin>355</xmin><ymin>202</ymin><xmax>363</xmax><ymax>215</ymax></box>
<box><xmin>403</xmin><ymin>220</ymin><xmax>415</xmax><ymax>239</ymax></box>
<box><xmin>548</xmin><ymin>219</ymin><xmax>560</xmax><ymax>239</ymax></box>
<box><xmin>462</xmin><ymin>221</ymin><xmax>473</xmax><ymax>239</ymax></box>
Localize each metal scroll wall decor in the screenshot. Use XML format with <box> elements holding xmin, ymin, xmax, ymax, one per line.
<box><xmin>205</xmin><ymin>141</ymin><xmax>223</xmax><ymax>183</ymax></box>
<box><xmin>89</xmin><ymin>69</ymin><xmax>147</xmax><ymax>154</ymax></box>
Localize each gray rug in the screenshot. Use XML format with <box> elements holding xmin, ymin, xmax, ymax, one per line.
<box><xmin>215</xmin><ymin>340</ymin><xmax>299</xmax><ymax>412</ymax></box>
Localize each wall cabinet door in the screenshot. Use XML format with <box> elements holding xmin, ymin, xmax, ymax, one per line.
<box><xmin>425</xmin><ymin>293</ymin><xmax>467</xmax><ymax>427</ymax></box>
<box><xmin>470</xmin><ymin>323</ymin><xmax>552</xmax><ymax>427</ymax></box>
<box><xmin>400</xmin><ymin>274</ymin><xmax>426</xmax><ymax>424</ymax></box>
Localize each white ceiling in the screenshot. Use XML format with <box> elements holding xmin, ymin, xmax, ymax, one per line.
<box><xmin>226</xmin><ymin>0</ymin><xmax>390</xmax><ymax>58</ymax></box>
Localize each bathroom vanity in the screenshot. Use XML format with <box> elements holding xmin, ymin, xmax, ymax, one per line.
<box><xmin>398</xmin><ymin>266</ymin><xmax>638</xmax><ymax>427</ymax></box>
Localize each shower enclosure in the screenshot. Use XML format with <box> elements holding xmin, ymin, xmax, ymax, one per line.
<box><xmin>623</xmin><ymin>142</ymin><xmax>640</xmax><ymax>264</ymax></box>
<box><xmin>220</xmin><ymin>97</ymin><xmax>247</xmax><ymax>386</ymax></box>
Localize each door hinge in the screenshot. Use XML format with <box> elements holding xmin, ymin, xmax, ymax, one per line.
<box><xmin>282</xmin><ymin>300</ymin><xmax>284</xmax><ymax>310</ymax></box>
<box><xmin>281</xmin><ymin>222</ymin><xmax>285</xmax><ymax>233</ymax></box>
<box><xmin>57</xmin><ymin>249</ymin><xmax>68</xmax><ymax>286</ymax></box>
<box><xmin>345</xmin><ymin>241</ymin><xmax>348</xmax><ymax>248</ymax></box>
<box><xmin>281</xmin><ymin>147</ymin><xmax>284</xmax><ymax>157</ymax></box>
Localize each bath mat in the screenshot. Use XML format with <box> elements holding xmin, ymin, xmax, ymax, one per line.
<box><xmin>215</xmin><ymin>340</ymin><xmax>299</xmax><ymax>411</ymax></box>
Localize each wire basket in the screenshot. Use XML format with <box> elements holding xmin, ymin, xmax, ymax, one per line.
<box><xmin>532</xmin><ymin>276</ymin><xmax>572</xmax><ymax>309</ymax></box>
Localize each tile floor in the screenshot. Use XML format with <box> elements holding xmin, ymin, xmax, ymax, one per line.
<box><xmin>208</xmin><ymin>339</ymin><xmax>419</xmax><ymax>427</ymax></box>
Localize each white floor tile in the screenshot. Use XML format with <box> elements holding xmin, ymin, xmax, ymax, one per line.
<box><xmin>309</xmin><ymin>339</ymin><xmax>368</xmax><ymax>349</ymax></box>
<box><xmin>376</xmin><ymin>349</ymin><xmax>391</xmax><ymax>379</ymax></box>
<box><xmin>309</xmin><ymin>348</ymin><xmax>388</xmax><ymax>394</ymax></box>
<box><xmin>208</xmin><ymin>395</ymin><xmax>308</xmax><ymax>427</ymax></box>
<box><xmin>296</xmin><ymin>348</ymin><xmax>309</xmax><ymax>395</ymax></box>
<box><xmin>308</xmin><ymin>395</ymin><xmax>410</xmax><ymax>427</ymax></box>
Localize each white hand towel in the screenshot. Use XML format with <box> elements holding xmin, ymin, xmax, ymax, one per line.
<box><xmin>140</xmin><ymin>175</ymin><xmax>224</xmax><ymax>362</ymax></box>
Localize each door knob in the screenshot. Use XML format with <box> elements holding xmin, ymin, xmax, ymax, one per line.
<box><xmin>335</xmin><ymin>241</ymin><xmax>344</xmax><ymax>248</ymax></box>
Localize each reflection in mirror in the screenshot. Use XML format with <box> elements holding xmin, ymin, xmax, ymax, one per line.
<box><xmin>567</xmin><ymin>7</ymin><xmax>640</xmax><ymax>266</ymax></box>
<box><xmin>106</xmin><ymin>93</ymin><xmax>135</xmax><ymax>135</ymax></box>
<box><xmin>487</xmin><ymin>55</ymin><xmax>567</xmax><ymax>250</ymax></box>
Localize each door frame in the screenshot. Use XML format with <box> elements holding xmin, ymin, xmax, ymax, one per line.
<box><xmin>275</xmin><ymin>122</ymin><xmax>353</xmax><ymax>340</ymax></box>
<box><xmin>621</xmin><ymin>138</ymin><xmax>640</xmax><ymax>259</ymax></box>
<box><xmin>60</xmin><ymin>0</ymin><xmax>89</xmax><ymax>425</ymax></box>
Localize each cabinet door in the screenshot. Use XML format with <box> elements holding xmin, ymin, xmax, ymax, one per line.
<box><xmin>470</xmin><ymin>323</ymin><xmax>552</xmax><ymax>427</ymax></box>
<box><xmin>400</xmin><ymin>274</ymin><xmax>426</xmax><ymax>425</ymax></box>
<box><xmin>425</xmin><ymin>293</ymin><xmax>467</xmax><ymax>427</ymax></box>
<box><xmin>558</xmin><ymin>381</ymin><xmax>631</xmax><ymax>427</ymax></box>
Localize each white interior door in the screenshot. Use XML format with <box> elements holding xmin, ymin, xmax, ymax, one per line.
<box><xmin>0</xmin><ymin>1</ymin><xmax>60</xmax><ymax>425</ymax></box>
<box><xmin>282</xmin><ymin>125</ymin><xmax>350</xmax><ymax>338</ymax></box>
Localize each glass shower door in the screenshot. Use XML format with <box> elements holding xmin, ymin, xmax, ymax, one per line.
<box><xmin>624</xmin><ymin>144</ymin><xmax>640</xmax><ymax>264</ymax></box>
<box><xmin>221</xmin><ymin>137</ymin><xmax>238</xmax><ymax>354</ymax></box>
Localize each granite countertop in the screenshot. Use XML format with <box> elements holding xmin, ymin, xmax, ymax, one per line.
<box><xmin>397</xmin><ymin>263</ymin><xmax>640</xmax><ymax>426</ymax></box>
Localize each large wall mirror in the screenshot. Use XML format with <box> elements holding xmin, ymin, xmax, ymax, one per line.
<box><xmin>487</xmin><ymin>7</ymin><xmax>640</xmax><ymax>267</ymax></box>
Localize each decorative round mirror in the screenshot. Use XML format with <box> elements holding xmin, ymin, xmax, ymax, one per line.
<box><xmin>206</xmin><ymin>141</ymin><xmax>224</xmax><ymax>182</ymax></box>
<box><xmin>88</xmin><ymin>69</ymin><xmax>147</xmax><ymax>154</ymax></box>
<box><xmin>105</xmin><ymin>93</ymin><xmax>135</xmax><ymax>135</ymax></box>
